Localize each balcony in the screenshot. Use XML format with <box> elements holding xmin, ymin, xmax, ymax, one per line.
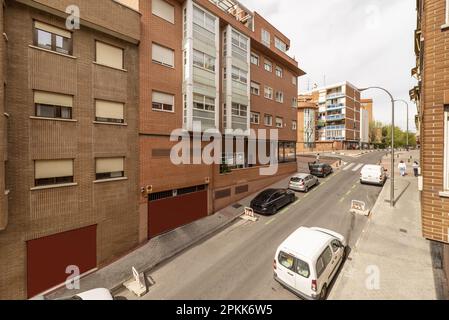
<box><xmin>326</xmin><ymin>114</ymin><xmax>345</xmax><ymax>122</ymax></box>
<box><xmin>327</xmin><ymin>92</ymin><xmax>345</xmax><ymax>100</ymax></box>
<box><xmin>327</xmin><ymin>104</ymin><xmax>345</xmax><ymax>111</ymax></box>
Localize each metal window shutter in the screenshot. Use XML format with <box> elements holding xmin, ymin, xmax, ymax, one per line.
<box><xmin>96</xmin><ymin>158</ymin><xmax>124</xmax><ymax>174</ymax></box>
<box><xmin>96</xmin><ymin>41</ymin><xmax>123</xmax><ymax>69</ymax></box>
<box><xmin>34</xmin><ymin>91</ymin><xmax>73</xmax><ymax>107</ymax></box>
<box><xmin>34</xmin><ymin>21</ymin><xmax>71</xmax><ymax>38</ymax></box>
<box><xmin>95</xmin><ymin>100</ymin><xmax>124</xmax><ymax>120</ymax></box>
<box><xmin>152</xmin><ymin>0</ymin><xmax>175</xmax><ymax>23</ymax></box>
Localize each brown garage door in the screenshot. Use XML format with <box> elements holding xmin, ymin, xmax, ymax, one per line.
<box><xmin>148</xmin><ymin>190</ymin><xmax>208</xmax><ymax>239</ymax></box>
<box><xmin>26</xmin><ymin>225</ymin><xmax>97</xmax><ymax>298</ymax></box>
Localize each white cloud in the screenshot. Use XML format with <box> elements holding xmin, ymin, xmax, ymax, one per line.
<box><xmin>243</xmin><ymin>0</ymin><xmax>417</xmax><ymax>131</ymax></box>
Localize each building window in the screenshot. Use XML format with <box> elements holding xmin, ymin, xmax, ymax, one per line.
<box><xmin>34</xmin><ymin>91</ymin><xmax>73</xmax><ymax>120</ymax></box>
<box><xmin>278</xmin><ymin>142</ymin><xmax>296</xmax><ymax>163</ymax></box>
<box><xmin>292</xmin><ymin>121</ymin><xmax>297</xmax><ymax>130</ymax></box>
<box><xmin>264</xmin><ymin>114</ymin><xmax>273</xmax><ymax>127</ymax></box>
<box><xmin>292</xmin><ymin>97</ymin><xmax>298</xmax><ymax>108</ymax></box>
<box><xmin>193</xmin><ymin>5</ymin><xmax>216</xmax><ymax>34</ymax></box>
<box><xmin>292</xmin><ymin>76</ymin><xmax>297</xmax><ymax>86</ymax></box>
<box><xmin>152</xmin><ymin>91</ymin><xmax>175</xmax><ymax>112</ymax></box>
<box><xmin>264</xmin><ymin>86</ymin><xmax>273</xmax><ymax>100</ymax></box>
<box><xmin>96</xmin><ymin>157</ymin><xmax>125</xmax><ymax>180</ymax></box>
<box><xmin>95</xmin><ymin>100</ymin><xmax>125</xmax><ymax>123</ymax></box>
<box><xmin>264</xmin><ymin>60</ymin><xmax>273</xmax><ymax>72</ymax></box>
<box><xmin>193</xmin><ymin>49</ymin><xmax>215</xmax><ymax>72</ymax></box>
<box><xmin>275</xmin><ymin>66</ymin><xmax>283</xmax><ymax>78</ymax></box>
<box><xmin>251</xmin><ymin>53</ymin><xmax>259</xmax><ymax>65</ymax></box>
<box><xmin>231</xmin><ymin>30</ymin><xmax>248</xmax><ymax>62</ymax></box>
<box><xmin>275</xmin><ymin>91</ymin><xmax>284</xmax><ymax>103</ymax></box>
<box><xmin>232</xmin><ymin>103</ymin><xmax>248</xmax><ymax>117</ymax></box>
<box><xmin>152</xmin><ymin>0</ymin><xmax>175</xmax><ymax>24</ymax></box>
<box><xmin>275</xmin><ymin>37</ymin><xmax>287</xmax><ymax>52</ymax></box>
<box><xmin>152</xmin><ymin>43</ymin><xmax>175</xmax><ymax>68</ymax></box>
<box><xmin>95</xmin><ymin>41</ymin><xmax>124</xmax><ymax>70</ymax></box>
<box><xmin>276</xmin><ymin>117</ymin><xmax>284</xmax><ymax>128</ymax></box>
<box><xmin>193</xmin><ymin>94</ymin><xmax>215</xmax><ymax>112</ymax></box>
<box><xmin>35</xmin><ymin>159</ymin><xmax>74</xmax><ymax>187</ymax></box>
<box><xmin>34</xmin><ymin>21</ymin><xmax>72</xmax><ymax>55</ymax></box>
<box><xmin>250</xmin><ymin>82</ymin><xmax>260</xmax><ymax>96</ymax></box>
<box><xmin>250</xmin><ymin>112</ymin><xmax>260</xmax><ymax>124</ymax></box>
<box><xmin>231</xmin><ymin>66</ymin><xmax>248</xmax><ymax>84</ymax></box>
<box><xmin>446</xmin><ymin>0</ymin><xmax>449</xmax><ymax>24</ymax></box>
<box><xmin>445</xmin><ymin>106</ymin><xmax>449</xmax><ymax>190</ymax></box>
<box><xmin>262</xmin><ymin>29</ymin><xmax>270</xmax><ymax>47</ymax></box>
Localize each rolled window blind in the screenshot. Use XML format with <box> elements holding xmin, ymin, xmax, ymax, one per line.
<box><xmin>152</xmin><ymin>0</ymin><xmax>175</xmax><ymax>23</ymax></box>
<box><xmin>152</xmin><ymin>43</ymin><xmax>174</xmax><ymax>67</ymax></box>
<box><xmin>96</xmin><ymin>158</ymin><xmax>124</xmax><ymax>174</ymax></box>
<box><xmin>34</xmin><ymin>91</ymin><xmax>73</xmax><ymax>107</ymax></box>
<box><xmin>96</xmin><ymin>41</ymin><xmax>124</xmax><ymax>69</ymax></box>
<box><xmin>95</xmin><ymin>100</ymin><xmax>124</xmax><ymax>120</ymax></box>
<box><xmin>35</xmin><ymin>160</ymin><xmax>73</xmax><ymax>179</ymax></box>
<box><xmin>34</xmin><ymin>21</ymin><xmax>71</xmax><ymax>38</ymax></box>
<box><xmin>152</xmin><ymin>91</ymin><xmax>174</xmax><ymax>105</ymax></box>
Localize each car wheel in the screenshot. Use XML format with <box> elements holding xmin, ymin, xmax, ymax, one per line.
<box><xmin>319</xmin><ymin>284</ymin><xmax>328</xmax><ymax>300</ymax></box>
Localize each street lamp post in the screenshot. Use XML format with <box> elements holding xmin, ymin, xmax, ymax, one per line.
<box><xmin>359</xmin><ymin>86</ymin><xmax>396</xmax><ymax>207</ymax></box>
<box><xmin>395</xmin><ymin>99</ymin><xmax>410</xmax><ymax>151</ymax></box>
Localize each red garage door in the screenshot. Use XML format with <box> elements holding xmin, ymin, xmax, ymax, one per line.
<box><xmin>26</xmin><ymin>225</ymin><xmax>97</xmax><ymax>298</ymax></box>
<box><xmin>148</xmin><ymin>189</ymin><xmax>208</xmax><ymax>239</ymax></box>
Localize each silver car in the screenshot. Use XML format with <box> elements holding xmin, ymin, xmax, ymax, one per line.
<box><xmin>289</xmin><ymin>173</ymin><xmax>318</xmax><ymax>193</ymax></box>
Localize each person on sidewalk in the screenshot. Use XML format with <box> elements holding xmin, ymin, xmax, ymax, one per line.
<box><xmin>413</xmin><ymin>161</ymin><xmax>420</xmax><ymax>177</ymax></box>
<box><xmin>398</xmin><ymin>160</ymin><xmax>407</xmax><ymax>177</ymax></box>
<box><xmin>316</xmin><ymin>153</ymin><xmax>320</xmax><ymax>163</ymax></box>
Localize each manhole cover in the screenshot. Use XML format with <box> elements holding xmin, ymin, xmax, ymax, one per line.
<box><xmin>233</xmin><ymin>203</ymin><xmax>243</xmax><ymax>209</ymax></box>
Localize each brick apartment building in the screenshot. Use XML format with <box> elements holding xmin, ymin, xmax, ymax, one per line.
<box><xmin>0</xmin><ymin>0</ymin><xmax>303</xmax><ymax>299</ymax></box>
<box><xmin>411</xmin><ymin>0</ymin><xmax>449</xmax><ymax>284</ymax></box>
<box><xmin>139</xmin><ymin>0</ymin><xmax>304</xmax><ymax>240</ymax></box>
<box><xmin>302</xmin><ymin>82</ymin><xmax>361</xmax><ymax>151</ymax></box>
<box><xmin>0</xmin><ymin>0</ymin><xmax>141</xmax><ymax>299</ymax></box>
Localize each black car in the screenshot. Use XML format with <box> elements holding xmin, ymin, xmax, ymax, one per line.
<box><xmin>309</xmin><ymin>163</ymin><xmax>333</xmax><ymax>178</ymax></box>
<box><xmin>250</xmin><ymin>189</ymin><xmax>296</xmax><ymax>215</ymax></box>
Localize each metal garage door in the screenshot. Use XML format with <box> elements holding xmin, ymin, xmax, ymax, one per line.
<box><xmin>26</xmin><ymin>225</ymin><xmax>97</xmax><ymax>298</ymax></box>
<box><xmin>148</xmin><ymin>188</ymin><xmax>208</xmax><ymax>239</ymax></box>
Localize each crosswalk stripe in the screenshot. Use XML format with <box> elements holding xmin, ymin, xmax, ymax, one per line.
<box><xmin>352</xmin><ymin>164</ymin><xmax>364</xmax><ymax>172</ymax></box>
<box><xmin>343</xmin><ymin>163</ymin><xmax>355</xmax><ymax>171</ymax></box>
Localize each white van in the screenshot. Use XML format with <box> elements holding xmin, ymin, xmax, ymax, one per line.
<box><xmin>360</xmin><ymin>165</ymin><xmax>387</xmax><ymax>186</ymax></box>
<box><xmin>274</xmin><ymin>227</ymin><xmax>347</xmax><ymax>300</ymax></box>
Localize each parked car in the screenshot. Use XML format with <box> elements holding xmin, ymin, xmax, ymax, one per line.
<box><xmin>289</xmin><ymin>174</ymin><xmax>319</xmax><ymax>193</ymax></box>
<box><xmin>31</xmin><ymin>288</ymin><xmax>122</xmax><ymax>301</ymax></box>
<box><xmin>309</xmin><ymin>163</ymin><xmax>333</xmax><ymax>178</ymax></box>
<box><xmin>250</xmin><ymin>189</ymin><xmax>296</xmax><ymax>215</ymax></box>
<box><xmin>274</xmin><ymin>227</ymin><xmax>347</xmax><ymax>300</ymax></box>
<box><xmin>360</xmin><ymin>165</ymin><xmax>387</xmax><ymax>186</ymax></box>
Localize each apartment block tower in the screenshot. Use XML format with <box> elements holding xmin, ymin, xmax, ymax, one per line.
<box><xmin>0</xmin><ymin>0</ymin><xmax>141</xmax><ymax>299</ymax></box>
<box><xmin>411</xmin><ymin>0</ymin><xmax>449</xmax><ymax>283</ymax></box>
<box><xmin>139</xmin><ymin>0</ymin><xmax>304</xmax><ymax>240</ymax></box>
<box><xmin>296</xmin><ymin>94</ymin><xmax>317</xmax><ymax>153</ymax></box>
<box><xmin>305</xmin><ymin>82</ymin><xmax>361</xmax><ymax>150</ymax></box>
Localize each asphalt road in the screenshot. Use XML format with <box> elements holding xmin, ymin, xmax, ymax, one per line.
<box><xmin>139</xmin><ymin>151</ymin><xmax>385</xmax><ymax>300</ymax></box>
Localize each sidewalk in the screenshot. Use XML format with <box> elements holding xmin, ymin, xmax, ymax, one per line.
<box><xmin>329</xmin><ymin>152</ymin><xmax>448</xmax><ymax>300</ymax></box>
<box><xmin>46</xmin><ymin>175</ymin><xmax>294</xmax><ymax>299</ymax></box>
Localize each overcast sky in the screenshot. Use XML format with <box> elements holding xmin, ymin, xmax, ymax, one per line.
<box><xmin>244</xmin><ymin>0</ymin><xmax>417</xmax><ymax>131</ymax></box>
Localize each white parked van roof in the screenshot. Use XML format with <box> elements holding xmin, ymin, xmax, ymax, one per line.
<box><xmin>362</xmin><ymin>165</ymin><xmax>382</xmax><ymax>171</ymax></box>
<box><xmin>280</xmin><ymin>227</ymin><xmax>334</xmax><ymax>261</ymax></box>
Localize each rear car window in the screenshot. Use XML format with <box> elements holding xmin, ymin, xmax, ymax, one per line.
<box><xmin>291</xmin><ymin>177</ymin><xmax>303</xmax><ymax>183</ymax></box>
<box><xmin>295</xmin><ymin>259</ymin><xmax>310</xmax><ymax>278</ymax></box>
<box><xmin>316</xmin><ymin>247</ymin><xmax>333</xmax><ymax>278</ymax></box>
<box><xmin>278</xmin><ymin>252</ymin><xmax>295</xmax><ymax>271</ymax></box>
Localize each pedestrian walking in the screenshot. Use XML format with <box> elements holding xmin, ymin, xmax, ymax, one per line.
<box><xmin>316</xmin><ymin>153</ymin><xmax>320</xmax><ymax>163</ymax></box>
<box><xmin>398</xmin><ymin>160</ymin><xmax>407</xmax><ymax>177</ymax></box>
<box><xmin>413</xmin><ymin>161</ymin><xmax>419</xmax><ymax>177</ymax></box>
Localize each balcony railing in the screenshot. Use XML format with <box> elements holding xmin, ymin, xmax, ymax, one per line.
<box><xmin>327</xmin><ymin>92</ymin><xmax>345</xmax><ymax>100</ymax></box>
<box><xmin>327</xmin><ymin>104</ymin><xmax>345</xmax><ymax>111</ymax></box>
<box><xmin>326</xmin><ymin>114</ymin><xmax>345</xmax><ymax>122</ymax></box>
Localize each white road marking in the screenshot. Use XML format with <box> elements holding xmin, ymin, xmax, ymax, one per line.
<box><xmin>352</xmin><ymin>164</ymin><xmax>364</xmax><ymax>172</ymax></box>
<box><xmin>343</xmin><ymin>163</ymin><xmax>355</xmax><ymax>171</ymax></box>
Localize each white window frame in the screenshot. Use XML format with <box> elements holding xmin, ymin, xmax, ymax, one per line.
<box><xmin>264</xmin><ymin>60</ymin><xmax>273</xmax><ymax>72</ymax></box>
<box><xmin>231</xmin><ymin>66</ymin><xmax>248</xmax><ymax>85</ymax></box>
<box><xmin>193</xmin><ymin>49</ymin><xmax>215</xmax><ymax>72</ymax></box>
<box><xmin>275</xmin><ymin>37</ymin><xmax>287</xmax><ymax>52</ymax></box>
<box><xmin>264</xmin><ymin>86</ymin><xmax>273</xmax><ymax>100</ymax></box>
<box><xmin>262</xmin><ymin>29</ymin><xmax>271</xmax><ymax>47</ymax></box>
<box><xmin>292</xmin><ymin>121</ymin><xmax>297</xmax><ymax>130</ymax></box>
<box><xmin>152</xmin><ymin>43</ymin><xmax>175</xmax><ymax>68</ymax></box>
<box><xmin>292</xmin><ymin>76</ymin><xmax>297</xmax><ymax>86</ymax></box>
<box><xmin>250</xmin><ymin>112</ymin><xmax>260</xmax><ymax>125</ymax></box>
<box><xmin>446</xmin><ymin>0</ymin><xmax>449</xmax><ymax>25</ymax></box>
<box><xmin>250</xmin><ymin>81</ymin><xmax>260</xmax><ymax>96</ymax></box>
<box><xmin>276</xmin><ymin>117</ymin><xmax>284</xmax><ymax>128</ymax></box>
<box><xmin>152</xmin><ymin>91</ymin><xmax>175</xmax><ymax>113</ymax></box>
<box><xmin>275</xmin><ymin>66</ymin><xmax>283</xmax><ymax>78</ymax></box>
<box><xmin>251</xmin><ymin>52</ymin><xmax>259</xmax><ymax>66</ymax></box>
<box><xmin>444</xmin><ymin>106</ymin><xmax>449</xmax><ymax>190</ymax></box>
<box><xmin>275</xmin><ymin>91</ymin><xmax>284</xmax><ymax>103</ymax></box>
<box><xmin>292</xmin><ymin>97</ymin><xmax>298</xmax><ymax>108</ymax></box>
<box><xmin>264</xmin><ymin>114</ymin><xmax>273</xmax><ymax>127</ymax></box>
